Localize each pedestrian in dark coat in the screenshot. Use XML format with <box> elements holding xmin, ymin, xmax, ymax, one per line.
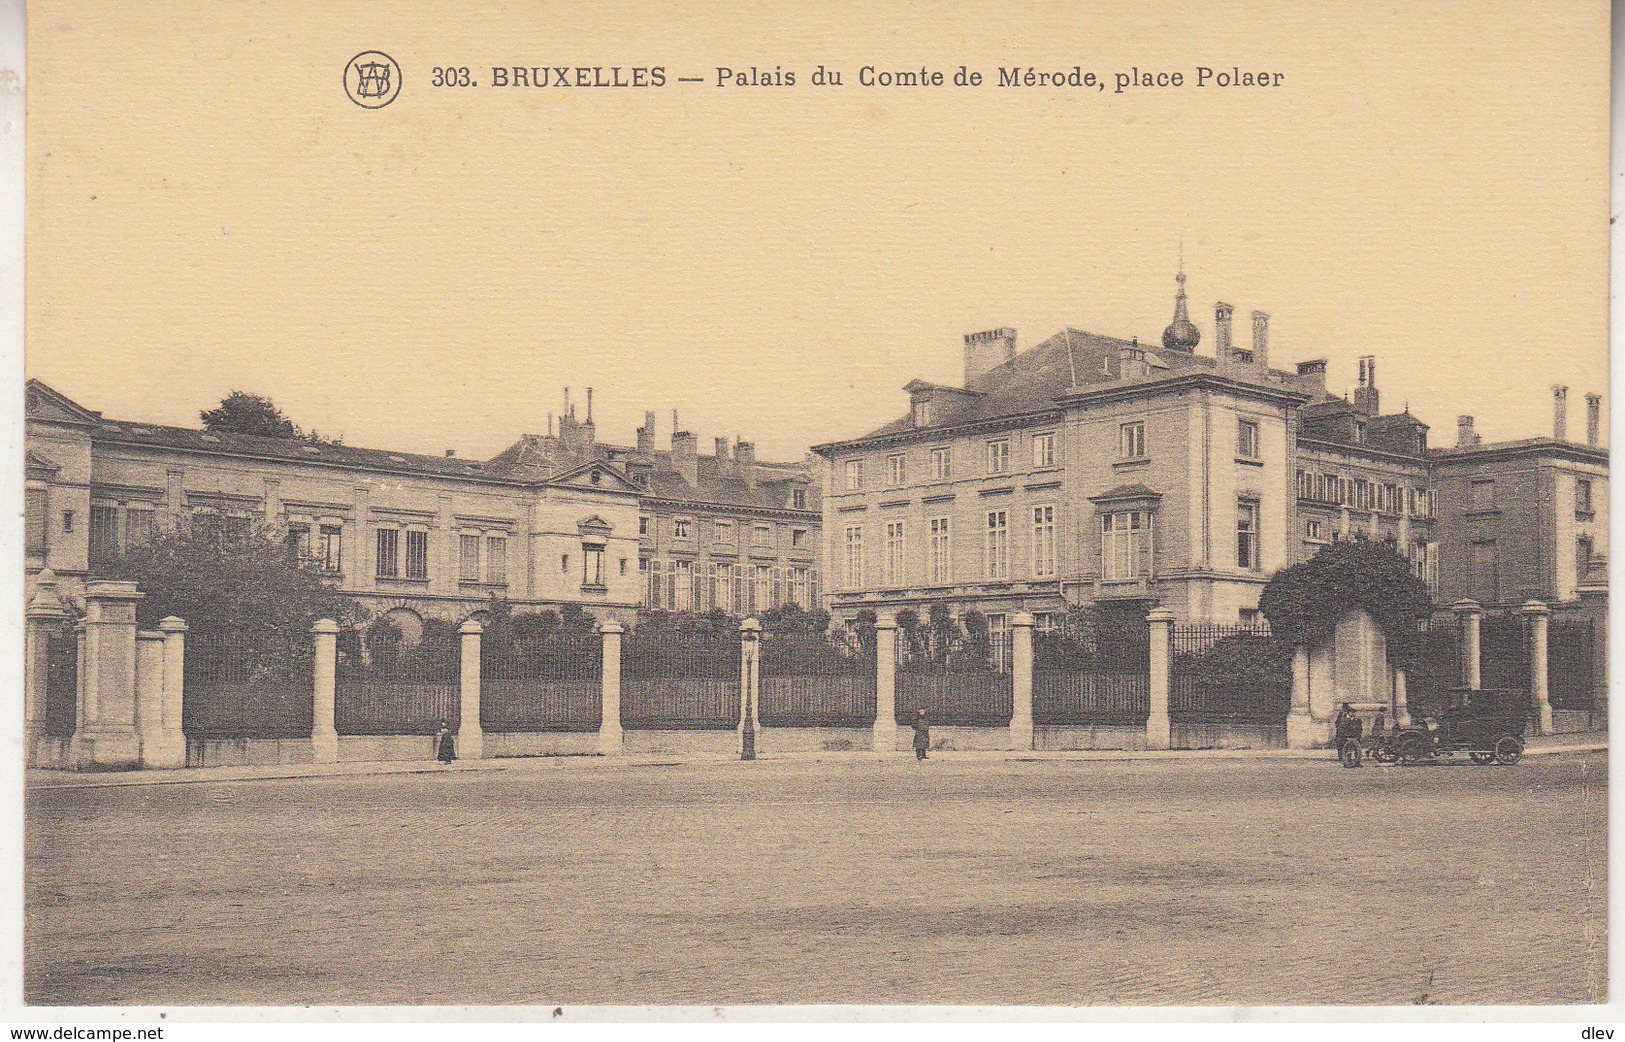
<box><xmin>912</xmin><ymin>708</ymin><xmax>930</xmax><ymax>760</ymax></box>
<box><xmin>434</xmin><ymin>720</ymin><xmax>455</xmax><ymax>764</ymax></box>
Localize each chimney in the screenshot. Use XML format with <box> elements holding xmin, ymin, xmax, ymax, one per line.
<box><xmin>1456</xmin><ymin>415</ymin><xmax>1478</xmax><ymax>448</ymax></box>
<box><xmin>963</xmin><ymin>327</ymin><xmax>1017</xmax><ymax>387</ymax></box>
<box><xmin>735</xmin><ymin>439</ymin><xmax>757</xmax><ymax>488</ymax></box>
<box><xmin>1553</xmin><ymin>385</ymin><xmax>1569</xmax><ymax>441</ymax></box>
<box><xmin>445</xmin><ymin>449</ymin><xmax>456</xmax><ymax>457</ymax></box>
<box><xmin>585</xmin><ymin>387</ymin><xmax>595</xmax><ymax>426</ymax></box>
<box><xmin>1214</xmin><ymin>302</ymin><xmax>1234</xmax><ymax>365</ymax></box>
<box><xmin>1250</xmin><ymin>311</ymin><xmax>1270</xmax><ymax>370</ymax></box>
<box><xmin>1586</xmin><ymin>393</ymin><xmax>1602</xmax><ymax>448</ymax></box>
<box><xmin>671</xmin><ymin>425</ymin><xmax>698</xmax><ymax>487</ymax></box>
<box><xmin>714</xmin><ymin>436</ymin><xmax>732</xmax><ymax>466</ymax></box>
<box><xmin>1353</xmin><ymin>356</ymin><xmax>1379</xmax><ymax>415</ymax></box>
<box><xmin>1296</xmin><ymin>359</ymin><xmax>1328</xmax><ymax>399</ymax></box>
<box><xmin>636</xmin><ymin>410</ymin><xmax>655</xmax><ymax>454</ymax></box>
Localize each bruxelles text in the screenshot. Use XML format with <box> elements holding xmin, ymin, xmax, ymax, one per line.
<box><xmin>474</xmin><ymin>66</ymin><xmax>1284</xmax><ymax>92</ymax></box>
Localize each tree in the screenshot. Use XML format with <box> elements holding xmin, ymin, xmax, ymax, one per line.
<box><xmin>200</xmin><ymin>391</ymin><xmax>304</xmax><ymax>440</ymax></box>
<box><xmin>1258</xmin><ymin>538</ymin><xmax>1433</xmax><ymax>666</ymax></box>
<box><xmin>107</xmin><ymin>521</ymin><xmax>362</xmax><ymax>645</ymax></box>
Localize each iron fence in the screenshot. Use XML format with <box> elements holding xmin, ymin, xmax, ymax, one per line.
<box><xmin>1406</xmin><ymin>616</ymin><xmax>1461</xmax><ymax>716</ymax></box>
<box><xmin>1549</xmin><ymin>618</ymin><xmax>1595</xmax><ymax>710</ymax></box>
<box><xmin>758</xmin><ymin>631</ymin><xmax>876</xmax><ymax>727</ymax></box>
<box><xmin>621</xmin><ymin>628</ymin><xmax>741</xmax><ymax>729</ymax></box>
<box><xmin>184</xmin><ymin>629</ymin><xmax>315</xmax><ymax>740</ymax></box>
<box><xmin>481</xmin><ymin>632</ymin><xmax>602</xmax><ymax>732</ymax></box>
<box><xmin>1479</xmin><ymin>612</ymin><xmax>1531</xmax><ymax>693</ymax></box>
<box><xmin>1032</xmin><ymin>616</ymin><xmax>1150</xmax><ymax>725</ymax></box>
<box><xmin>895</xmin><ymin>630</ymin><xmax>1012</xmax><ymax>726</ymax></box>
<box><xmin>335</xmin><ymin>629</ymin><xmax>460</xmax><ymax>735</ymax></box>
<box><xmin>1168</xmin><ymin>623</ymin><xmax>1291</xmax><ymax>723</ymax></box>
<box><xmin>42</xmin><ymin>621</ymin><xmax>78</xmax><ymax>739</ymax></box>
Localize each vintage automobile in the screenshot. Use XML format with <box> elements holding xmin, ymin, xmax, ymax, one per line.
<box><xmin>1339</xmin><ymin>689</ymin><xmax>1530</xmax><ymax>767</ymax></box>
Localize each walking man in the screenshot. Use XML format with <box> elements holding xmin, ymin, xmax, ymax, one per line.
<box><xmin>913</xmin><ymin>708</ymin><xmax>930</xmax><ymax>761</ymax></box>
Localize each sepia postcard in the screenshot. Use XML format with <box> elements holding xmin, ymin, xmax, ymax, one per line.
<box><xmin>10</xmin><ymin>0</ymin><xmax>1614</xmax><ymax>1025</ymax></box>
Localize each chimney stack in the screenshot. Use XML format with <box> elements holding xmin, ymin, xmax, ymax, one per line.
<box><xmin>1250</xmin><ymin>311</ymin><xmax>1270</xmax><ymax>370</ymax></box>
<box><xmin>636</xmin><ymin>410</ymin><xmax>655</xmax><ymax>454</ymax></box>
<box><xmin>1296</xmin><ymin>359</ymin><xmax>1328</xmax><ymax>399</ymax></box>
<box><xmin>445</xmin><ymin>449</ymin><xmax>456</xmax><ymax>457</ymax></box>
<box><xmin>585</xmin><ymin>387</ymin><xmax>594</xmax><ymax>426</ymax></box>
<box><xmin>1586</xmin><ymin>393</ymin><xmax>1602</xmax><ymax>448</ymax></box>
<box><xmin>963</xmin><ymin>328</ymin><xmax>1017</xmax><ymax>387</ymax></box>
<box><xmin>714</xmin><ymin>436</ymin><xmax>732</xmax><ymax>465</ymax></box>
<box><xmin>1553</xmin><ymin>385</ymin><xmax>1569</xmax><ymax>441</ymax></box>
<box><xmin>735</xmin><ymin>439</ymin><xmax>757</xmax><ymax>488</ymax></box>
<box><xmin>1353</xmin><ymin>356</ymin><xmax>1380</xmax><ymax>415</ymax></box>
<box><xmin>671</xmin><ymin>425</ymin><xmax>698</xmax><ymax>488</ymax></box>
<box><xmin>1214</xmin><ymin>303</ymin><xmax>1234</xmax><ymax>364</ymax></box>
<box><xmin>1456</xmin><ymin>415</ymin><xmax>1479</xmax><ymax>448</ymax></box>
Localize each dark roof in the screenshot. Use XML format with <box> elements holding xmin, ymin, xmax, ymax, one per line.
<box><xmin>1088</xmin><ymin>483</ymin><xmax>1163</xmax><ymax>503</ymax></box>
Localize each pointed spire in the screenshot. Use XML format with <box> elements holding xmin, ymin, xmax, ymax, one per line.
<box><xmin>1161</xmin><ymin>267</ymin><xmax>1201</xmax><ymax>353</ymax></box>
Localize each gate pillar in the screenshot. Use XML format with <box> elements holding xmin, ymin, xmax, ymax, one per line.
<box><xmin>1010</xmin><ymin>612</ymin><xmax>1035</xmax><ymax>751</ymax></box>
<box><xmin>70</xmin><ymin>581</ymin><xmax>144</xmax><ymax>769</ymax></box>
<box><xmin>145</xmin><ymin>617</ymin><xmax>188</xmax><ymax>767</ymax></box>
<box><xmin>1286</xmin><ymin>644</ymin><xmax>1319</xmax><ymax>749</ymax></box>
<box><xmin>873</xmin><ymin>613</ymin><xmax>898</xmax><ymax>754</ymax></box>
<box><xmin>311</xmin><ymin>619</ymin><xmax>340</xmax><ymax>763</ymax></box>
<box><xmin>458</xmin><ymin>619</ymin><xmax>484</xmax><ymax>760</ymax></box>
<box><xmin>1452</xmin><ymin>599</ymin><xmax>1483</xmax><ymax>690</ymax></box>
<box><xmin>597</xmin><ymin>619</ymin><xmax>624</xmax><ymax>755</ymax></box>
<box><xmin>1145</xmin><ymin>608</ymin><xmax>1175</xmax><ymax>750</ymax></box>
<box><xmin>24</xmin><ymin>570</ymin><xmax>68</xmax><ymax>766</ymax></box>
<box><xmin>1521</xmin><ymin>600</ymin><xmax>1553</xmax><ymax>735</ymax></box>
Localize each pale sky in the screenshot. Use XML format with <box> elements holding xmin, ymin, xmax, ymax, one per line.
<box><xmin>25</xmin><ymin>0</ymin><xmax>1610</xmax><ymax>462</ymax></box>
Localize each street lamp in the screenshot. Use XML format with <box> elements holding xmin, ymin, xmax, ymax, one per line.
<box><xmin>740</xmin><ymin>618</ymin><xmax>761</xmax><ymax>761</ymax></box>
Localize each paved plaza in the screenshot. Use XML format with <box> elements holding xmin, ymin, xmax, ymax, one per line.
<box><xmin>25</xmin><ymin>750</ymin><xmax>1607</xmax><ymax>1007</ymax></box>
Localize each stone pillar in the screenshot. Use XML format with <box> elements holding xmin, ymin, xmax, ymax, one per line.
<box><xmin>135</xmin><ymin>631</ymin><xmax>165</xmax><ymax>765</ymax></box>
<box><xmin>873</xmin><ymin>613</ymin><xmax>898</xmax><ymax>753</ymax></box>
<box><xmin>459</xmin><ymin>619</ymin><xmax>484</xmax><ymax>759</ymax></box>
<box><xmin>1146</xmin><ymin>608</ymin><xmax>1175</xmax><ymax>750</ymax></box>
<box><xmin>24</xmin><ymin>570</ymin><xmax>68</xmax><ymax>766</ymax></box>
<box><xmin>597</xmin><ymin>619</ymin><xmax>624</xmax><ymax>755</ymax></box>
<box><xmin>148</xmin><ymin>617</ymin><xmax>188</xmax><ymax>767</ymax></box>
<box><xmin>311</xmin><ymin>618</ymin><xmax>339</xmax><ymax>763</ymax></box>
<box><xmin>1393</xmin><ymin>667</ymin><xmax>1411</xmax><ymax>728</ymax></box>
<box><xmin>1286</xmin><ymin>644</ymin><xmax>1317</xmax><ymax>748</ymax></box>
<box><xmin>1453</xmin><ymin>599</ymin><xmax>1483</xmax><ymax>691</ymax></box>
<box><xmin>739</xmin><ymin>618</ymin><xmax>761</xmax><ymax>759</ymax></box>
<box><xmin>70</xmin><ymin>580</ymin><xmax>144</xmax><ymax>769</ymax></box>
<box><xmin>1010</xmin><ymin>612</ymin><xmax>1035</xmax><ymax>750</ymax></box>
<box><xmin>1522</xmin><ymin>600</ymin><xmax>1553</xmax><ymax>735</ymax></box>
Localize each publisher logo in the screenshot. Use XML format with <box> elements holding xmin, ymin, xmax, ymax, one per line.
<box><xmin>345</xmin><ymin>51</ymin><xmax>402</xmax><ymax>109</ymax></box>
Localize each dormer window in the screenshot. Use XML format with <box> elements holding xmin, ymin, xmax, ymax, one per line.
<box><xmin>912</xmin><ymin>397</ymin><xmax>933</xmax><ymax>426</ymax></box>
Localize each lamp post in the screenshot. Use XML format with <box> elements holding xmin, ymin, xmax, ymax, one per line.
<box><xmin>740</xmin><ymin>618</ymin><xmax>761</xmax><ymax>761</ymax></box>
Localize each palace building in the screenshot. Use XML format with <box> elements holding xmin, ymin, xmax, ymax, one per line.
<box><xmin>813</xmin><ymin>273</ymin><xmax>1607</xmax><ymax>629</ymax></box>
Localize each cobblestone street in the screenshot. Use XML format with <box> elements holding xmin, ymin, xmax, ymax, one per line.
<box><xmin>25</xmin><ymin>751</ymin><xmax>1606</xmax><ymax>1007</ymax></box>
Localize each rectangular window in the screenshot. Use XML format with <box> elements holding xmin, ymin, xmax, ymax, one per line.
<box><xmin>985</xmin><ymin>510</ymin><xmax>1009</xmax><ymax>579</ymax></box>
<box><xmin>486</xmin><ymin>536</ymin><xmax>507</xmax><ymax>584</ymax></box>
<box><xmin>583</xmin><ymin>545</ymin><xmax>605</xmax><ymax>587</ymax></box>
<box><xmin>792</xmin><ymin>488</ymin><xmax>808</xmax><ymax>510</ymax></box>
<box><xmin>638</xmin><ymin>514</ymin><xmax>651</xmax><ymax>537</ymax></box>
<box><xmin>88</xmin><ymin>504</ymin><xmax>119</xmax><ymax>567</ymax></box>
<box><xmin>673</xmin><ymin>517</ymin><xmax>692</xmax><ymax>540</ymax></box>
<box><xmin>789</xmin><ymin>565</ymin><xmax>811</xmax><ymax>609</ymax></box>
<box><xmin>1237</xmin><ymin>419</ymin><xmax>1260</xmax><ymax>460</ymax></box>
<box><xmin>641</xmin><ymin>558</ymin><xmax>655</xmax><ymax>605</ymax></box>
<box><xmin>1306</xmin><ymin>519</ymin><xmax>1323</xmax><ymax>542</ymax></box>
<box><xmin>714</xmin><ymin>519</ymin><xmax>734</xmax><ymax>544</ymax></box>
<box><xmin>376</xmin><ymin>528</ymin><xmax>399</xmax><ymax>577</ymax></box>
<box><xmin>460</xmin><ymin>534</ymin><xmax>482</xmax><ymax>580</ymax></box>
<box><xmin>1577</xmin><ymin>535</ymin><xmax>1593</xmax><ymax>581</ymax></box>
<box><xmin>912</xmin><ymin>399</ymin><xmax>932</xmax><ymax>426</ymax></box>
<box><xmin>1236</xmin><ymin>501</ymin><xmax>1260</xmax><ymax>571</ymax></box>
<box><xmin>715</xmin><ymin>562</ymin><xmax>736</xmax><ymax>613</ymax></box>
<box><xmin>988</xmin><ymin>613</ymin><xmax>1010</xmax><ymax>672</ymax></box>
<box><xmin>752</xmin><ymin>523</ymin><xmax>773</xmax><ymax>546</ymax></box>
<box><xmin>844</xmin><ymin>459</ymin><xmax>865</xmax><ymax>492</ymax></box>
<box><xmin>404</xmin><ymin>529</ymin><xmax>429</xmax><ymax>579</ymax></box>
<box><xmin>1101</xmin><ymin>510</ymin><xmax>1153</xmax><ymax>581</ymax></box>
<box><xmin>1033</xmin><ymin>433</ymin><xmax>1055</xmax><ymax>469</ymax></box>
<box><xmin>286</xmin><ymin>522</ymin><xmax>311</xmax><ymax>566</ymax></box>
<box><xmin>791</xmin><ymin>528</ymin><xmax>807</xmax><ymax>548</ymax></box>
<box><xmin>986</xmin><ymin>439</ymin><xmax>1010</xmax><ymax>475</ymax></box>
<box><xmin>1119</xmin><ymin>421</ymin><xmax>1146</xmax><ymax>460</ymax></box>
<box><xmin>884</xmin><ymin>521</ymin><xmax>905</xmax><ymax>585</ymax></box>
<box><xmin>1470</xmin><ymin>540</ymin><xmax>1499</xmax><ymax>603</ymax></box>
<box><xmin>753</xmin><ymin>564</ymin><xmax>772</xmax><ymax>611</ymax></box>
<box><xmin>929</xmin><ymin>517</ymin><xmax>951</xmax><ymax>584</ymax></box>
<box><xmin>931</xmin><ymin>446</ymin><xmax>952</xmax><ymax>481</ymax></box>
<box><xmin>1470</xmin><ymin>480</ymin><xmax>1496</xmax><ymax>512</ymax></box>
<box><xmin>844</xmin><ymin>525</ymin><xmax>864</xmax><ymax>587</ymax></box>
<box><xmin>1577</xmin><ymin>479</ymin><xmax>1593</xmax><ymax>515</ymax></box>
<box><xmin>672</xmin><ymin>559</ymin><xmax>693</xmax><ymax>610</ymax></box>
<box><xmin>318</xmin><ymin>524</ymin><xmax>343</xmax><ymax>573</ymax></box>
<box><xmin>1031</xmin><ymin>504</ymin><xmax>1056</xmax><ymax>577</ymax></box>
<box><xmin>125</xmin><ymin>506</ymin><xmax>156</xmax><ymax>549</ymax></box>
<box><xmin>886</xmin><ymin>453</ymin><xmax>907</xmax><ymax>486</ymax></box>
<box><xmin>25</xmin><ymin>487</ymin><xmax>46</xmax><ymax>555</ymax></box>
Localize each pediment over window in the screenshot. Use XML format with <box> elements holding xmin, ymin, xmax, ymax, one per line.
<box><xmin>1088</xmin><ymin>483</ymin><xmax>1163</xmax><ymax>508</ymax></box>
<box><xmin>577</xmin><ymin>515</ymin><xmax>613</xmax><ymax>545</ymax></box>
<box><xmin>549</xmin><ymin>460</ymin><xmax>642</xmax><ymax>494</ymax></box>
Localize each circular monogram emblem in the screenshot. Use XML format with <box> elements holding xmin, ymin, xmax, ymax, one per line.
<box><xmin>345</xmin><ymin>51</ymin><xmax>402</xmax><ymax>109</ymax></box>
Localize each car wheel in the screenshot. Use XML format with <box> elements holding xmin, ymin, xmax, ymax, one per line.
<box><xmin>1372</xmin><ymin>743</ymin><xmax>1399</xmax><ymax>764</ymax></box>
<box><xmin>1398</xmin><ymin>733</ymin><xmax>1428</xmax><ymax>764</ymax></box>
<box><xmin>1494</xmin><ymin>737</ymin><xmax>1523</xmax><ymax>766</ymax></box>
<box><xmin>1469</xmin><ymin>751</ymin><xmax>1496</xmax><ymax>765</ymax></box>
<box><xmin>1340</xmin><ymin>741</ymin><xmax>1362</xmax><ymax>768</ymax></box>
